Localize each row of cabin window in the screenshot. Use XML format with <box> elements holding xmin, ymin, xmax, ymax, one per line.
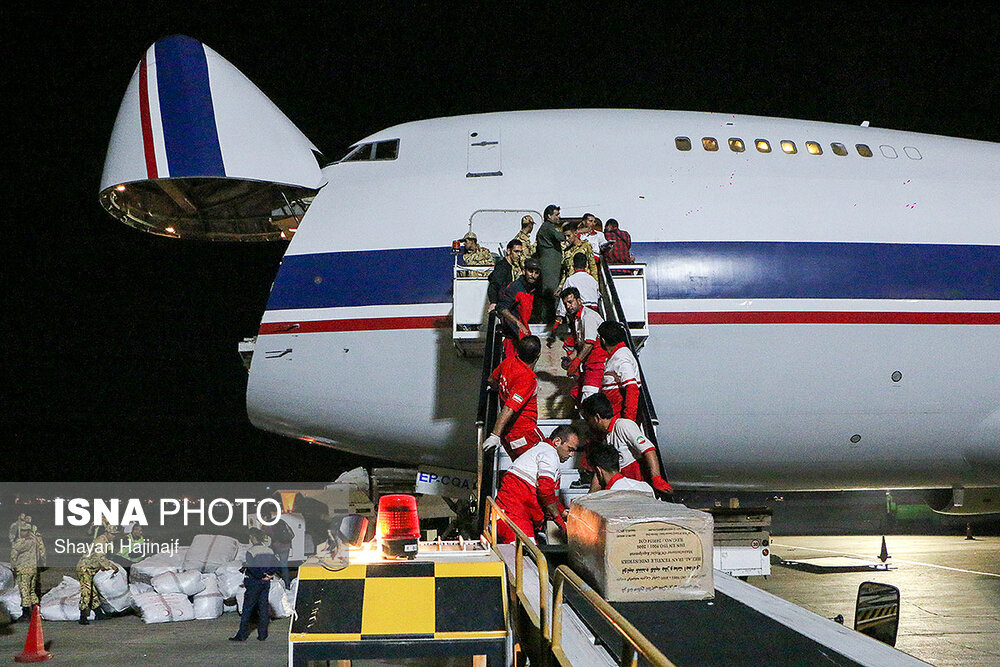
<box><xmin>675</xmin><ymin>137</ymin><xmax>922</xmax><ymax>160</ymax></box>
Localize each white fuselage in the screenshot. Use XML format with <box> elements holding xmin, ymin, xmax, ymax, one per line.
<box><xmin>246</xmin><ymin>110</ymin><xmax>1000</xmax><ymax>490</ymax></box>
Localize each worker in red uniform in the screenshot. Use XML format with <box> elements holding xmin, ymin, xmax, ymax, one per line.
<box><xmin>560</xmin><ymin>286</ymin><xmax>608</xmax><ymax>407</ymax></box>
<box><xmin>579</xmin><ymin>393</ymin><xmax>673</xmax><ymax>497</ymax></box>
<box><xmin>589</xmin><ymin>444</ymin><xmax>654</xmax><ymax>495</ymax></box>
<box><xmin>597</xmin><ymin>321</ymin><xmax>640</xmax><ymax>420</ymax></box>
<box><xmin>497</xmin><ymin>258</ymin><xmax>542</xmax><ymax>359</ymax></box>
<box><xmin>483</xmin><ymin>335</ymin><xmax>543</xmax><ymax>459</ymax></box>
<box><xmin>495</xmin><ymin>425</ymin><xmax>581</xmax><ymax>544</ymax></box>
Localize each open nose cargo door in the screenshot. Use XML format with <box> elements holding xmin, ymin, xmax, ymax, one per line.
<box><xmin>99</xmin><ymin>35</ymin><xmax>324</xmax><ymax>241</ymax></box>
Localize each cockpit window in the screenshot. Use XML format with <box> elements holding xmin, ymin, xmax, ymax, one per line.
<box><xmin>374</xmin><ymin>139</ymin><xmax>399</xmax><ymax>160</ymax></box>
<box><xmin>339</xmin><ymin>139</ymin><xmax>400</xmax><ymax>162</ymax></box>
<box><xmin>341</xmin><ymin>144</ymin><xmax>373</xmax><ymax>162</ymax></box>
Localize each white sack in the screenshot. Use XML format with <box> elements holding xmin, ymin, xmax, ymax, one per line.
<box><xmin>0</xmin><ymin>562</ymin><xmax>12</xmax><ymax>590</ymax></box>
<box><xmin>193</xmin><ymin>574</ymin><xmax>224</xmax><ymax>620</ymax></box>
<box><xmin>287</xmin><ymin>577</ymin><xmax>299</xmax><ymax>606</ymax></box>
<box><xmin>183</xmin><ymin>535</ymin><xmax>239</xmax><ymax>573</ymax></box>
<box><xmin>132</xmin><ymin>591</ymin><xmax>195</xmax><ymax>624</ymax></box>
<box><xmin>151</xmin><ymin>570</ymin><xmax>205</xmax><ymax>596</ymax></box>
<box><xmin>268</xmin><ymin>579</ymin><xmax>293</xmax><ymax>618</ymax></box>
<box><xmin>215</xmin><ymin>560</ymin><xmax>245</xmax><ymax>599</ymax></box>
<box><xmin>1</xmin><ymin>587</ymin><xmax>22</xmax><ymax>619</ymax></box>
<box><xmin>129</xmin><ymin>547</ymin><xmax>188</xmax><ymax>585</ymax></box>
<box><xmin>95</xmin><ymin>567</ymin><xmax>132</xmax><ymax>613</ymax></box>
<box><xmin>234</xmin><ymin>578</ymin><xmax>291</xmax><ymax>618</ymax></box>
<box><xmin>129</xmin><ymin>582</ymin><xmax>153</xmax><ymax>598</ymax></box>
<box><xmin>40</xmin><ymin>576</ymin><xmax>93</xmax><ymax>622</ymax></box>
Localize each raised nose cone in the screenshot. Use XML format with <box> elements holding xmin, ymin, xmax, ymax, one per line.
<box><xmin>99</xmin><ymin>35</ymin><xmax>324</xmax><ymax>240</ymax></box>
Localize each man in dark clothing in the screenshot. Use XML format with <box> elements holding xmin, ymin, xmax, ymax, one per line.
<box><xmin>230</xmin><ymin>529</ymin><xmax>279</xmax><ymax>642</ymax></box>
<box><xmin>602</xmin><ymin>218</ymin><xmax>635</xmax><ymax>264</ymax></box>
<box><xmin>497</xmin><ymin>258</ymin><xmax>542</xmax><ymax>358</ymax></box>
<box><xmin>488</xmin><ymin>238</ymin><xmax>524</xmax><ymax>308</ymax></box>
<box><xmin>534</xmin><ymin>204</ymin><xmax>564</xmax><ymax>322</ymax></box>
<box><xmin>261</xmin><ymin>507</ymin><xmax>293</xmax><ymax>586</ymax></box>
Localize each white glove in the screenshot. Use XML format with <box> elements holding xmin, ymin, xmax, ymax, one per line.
<box><xmin>482</xmin><ymin>434</ymin><xmax>502</xmax><ymax>452</ymax></box>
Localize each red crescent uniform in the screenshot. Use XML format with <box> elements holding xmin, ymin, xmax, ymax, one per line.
<box><xmin>601</xmin><ymin>342</ymin><xmax>640</xmax><ymax>420</ymax></box>
<box><xmin>605</xmin><ymin>473</ymin><xmax>654</xmax><ymax>495</ymax></box>
<box><xmin>495</xmin><ymin>440</ymin><xmax>565</xmax><ymax>543</ymax></box>
<box><xmin>605</xmin><ymin>416</ymin><xmax>654</xmax><ymax>481</ymax></box>
<box><xmin>568</xmin><ymin>306</ymin><xmax>608</xmax><ymax>403</ymax></box>
<box><xmin>497</xmin><ymin>276</ymin><xmax>536</xmax><ymax>358</ymax></box>
<box><xmin>490</xmin><ymin>356</ymin><xmax>542</xmax><ymax>457</ymax></box>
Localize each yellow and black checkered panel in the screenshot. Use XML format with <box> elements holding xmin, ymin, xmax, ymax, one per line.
<box><xmin>291</xmin><ymin>559</ymin><xmax>506</xmax><ymax>642</ymax></box>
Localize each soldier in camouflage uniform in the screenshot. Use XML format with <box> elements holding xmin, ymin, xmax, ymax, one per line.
<box><xmin>512</xmin><ymin>215</ymin><xmax>536</xmax><ymax>278</ymax></box>
<box><xmin>10</xmin><ymin>522</ymin><xmax>45</xmax><ymax>621</ymax></box>
<box><xmin>76</xmin><ymin>524</ymin><xmax>119</xmax><ymax>625</ymax></box>
<box><xmin>560</xmin><ymin>221</ymin><xmax>598</xmax><ymax>287</ymax></box>
<box><xmin>461</xmin><ymin>232</ymin><xmax>495</xmax><ymax>266</ymax></box>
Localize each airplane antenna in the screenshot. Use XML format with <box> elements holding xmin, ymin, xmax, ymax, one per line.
<box><xmin>860</xmin><ymin>120</ymin><xmax>870</xmax><ymax>127</ymax></box>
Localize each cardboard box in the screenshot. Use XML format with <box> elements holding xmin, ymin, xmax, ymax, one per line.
<box><xmin>568</xmin><ymin>491</ymin><xmax>714</xmax><ymax>602</ymax></box>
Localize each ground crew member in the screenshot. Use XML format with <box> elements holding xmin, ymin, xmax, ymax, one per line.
<box><xmin>113</xmin><ymin>523</ymin><xmax>146</xmax><ymax>572</ymax></box>
<box><xmin>495</xmin><ymin>425</ymin><xmax>581</xmax><ymax>543</ymax></box>
<box><xmin>230</xmin><ymin>528</ymin><xmax>279</xmax><ymax>642</ymax></box>
<box><xmin>461</xmin><ymin>232</ymin><xmax>495</xmax><ymax>266</ymax></box>
<box><xmin>513</xmin><ymin>214</ymin><xmax>536</xmax><ymax>276</ymax></box>
<box><xmin>560</xmin><ymin>221</ymin><xmax>598</xmax><ymax>283</ymax></box>
<box><xmin>76</xmin><ymin>524</ymin><xmax>120</xmax><ymax>625</ymax></box>
<box><xmin>579</xmin><ymin>393</ymin><xmax>673</xmax><ymax>496</ymax></box>
<box><xmin>497</xmin><ymin>258</ymin><xmax>542</xmax><ymax>358</ymax></box>
<box><xmin>560</xmin><ymin>286</ymin><xmax>608</xmax><ymax>405</ymax></box>
<box><xmin>484</xmin><ymin>335</ymin><xmax>543</xmax><ymax>459</ymax></box>
<box><xmin>597</xmin><ymin>321</ymin><xmax>641</xmax><ymax>420</ymax></box>
<box><xmin>10</xmin><ymin>522</ymin><xmax>45</xmax><ymax>622</ymax></box>
<box><xmin>589</xmin><ymin>444</ymin><xmax>654</xmax><ymax>495</ymax></box>
<box><xmin>488</xmin><ymin>238</ymin><xmax>523</xmax><ymax>308</ymax></box>
<box><xmin>535</xmin><ymin>204</ymin><xmax>564</xmax><ymax>323</ymax></box>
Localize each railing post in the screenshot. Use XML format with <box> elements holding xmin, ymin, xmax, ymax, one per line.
<box><xmin>475</xmin><ymin>311</ymin><xmax>503</xmax><ymax>532</ymax></box>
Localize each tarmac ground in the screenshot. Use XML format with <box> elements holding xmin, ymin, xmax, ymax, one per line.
<box><xmin>2</xmin><ymin>535</ymin><xmax>997</xmax><ymax>666</ymax></box>
<box><xmin>758</xmin><ymin>535</ymin><xmax>1000</xmax><ymax>667</ymax></box>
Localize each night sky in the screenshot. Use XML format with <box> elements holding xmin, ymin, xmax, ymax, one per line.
<box><xmin>7</xmin><ymin>5</ymin><xmax>999</xmax><ymax>481</ymax></box>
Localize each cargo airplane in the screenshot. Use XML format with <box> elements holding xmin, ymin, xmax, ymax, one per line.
<box><xmin>99</xmin><ymin>36</ymin><xmax>999</xmax><ymax>511</ymax></box>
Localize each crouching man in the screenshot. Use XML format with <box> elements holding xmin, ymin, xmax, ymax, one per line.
<box><xmin>495</xmin><ymin>425</ymin><xmax>580</xmax><ymax>543</ymax></box>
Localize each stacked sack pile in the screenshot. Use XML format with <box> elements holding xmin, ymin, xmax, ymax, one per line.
<box><xmin>1</xmin><ymin>534</ymin><xmax>296</xmax><ymax>625</ymax></box>
<box><xmin>0</xmin><ymin>562</ymin><xmax>23</xmax><ymax>621</ymax></box>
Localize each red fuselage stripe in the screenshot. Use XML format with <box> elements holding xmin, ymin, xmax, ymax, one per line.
<box><xmin>259</xmin><ymin>316</ymin><xmax>448</xmax><ymax>335</ymax></box>
<box><xmin>138</xmin><ymin>55</ymin><xmax>158</xmax><ymax>179</ymax></box>
<box><xmin>257</xmin><ymin>311</ymin><xmax>1000</xmax><ymax>335</ymax></box>
<box><xmin>648</xmin><ymin>311</ymin><xmax>1000</xmax><ymax>325</ymax></box>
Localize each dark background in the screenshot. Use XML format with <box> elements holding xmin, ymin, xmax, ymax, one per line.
<box><xmin>6</xmin><ymin>4</ymin><xmax>999</xmax><ymax>481</ymax></box>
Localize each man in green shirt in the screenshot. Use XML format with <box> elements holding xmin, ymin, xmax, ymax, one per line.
<box><xmin>535</xmin><ymin>204</ymin><xmax>564</xmax><ymax>323</ymax></box>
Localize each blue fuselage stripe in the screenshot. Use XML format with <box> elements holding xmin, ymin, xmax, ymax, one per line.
<box><xmin>264</xmin><ymin>242</ymin><xmax>1000</xmax><ymax>311</ymax></box>
<box><xmin>155</xmin><ymin>35</ymin><xmax>226</xmax><ymax>177</ymax></box>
